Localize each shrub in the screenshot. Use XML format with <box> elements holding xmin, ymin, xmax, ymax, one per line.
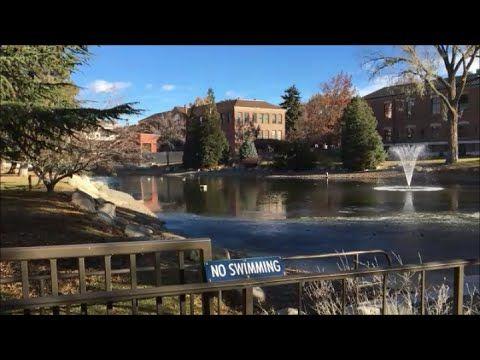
<box><xmin>239</xmin><ymin>140</ymin><xmax>258</xmax><ymax>161</ymax></box>
<box><xmin>273</xmin><ymin>141</ymin><xmax>317</xmax><ymax>171</ymax></box>
<box><xmin>341</xmin><ymin>97</ymin><xmax>386</xmax><ymax>171</ymax></box>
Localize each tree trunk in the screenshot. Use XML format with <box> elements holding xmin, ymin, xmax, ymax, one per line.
<box><xmin>446</xmin><ymin>110</ymin><xmax>459</xmax><ymax>164</ymax></box>
<box><xmin>7</xmin><ymin>161</ymin><xmax>17</xmax><ymax>174</ymax></box>
<box><xmin>44</xmin><ymin>181</ymin><xmax>56</xmax><ymax>193</ymax></box>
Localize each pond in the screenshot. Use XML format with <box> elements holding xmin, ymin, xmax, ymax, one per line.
<box><xmin>105</xmin><ymin>174</ymin><xmax>480</xmax><ymax>266</ymax></box>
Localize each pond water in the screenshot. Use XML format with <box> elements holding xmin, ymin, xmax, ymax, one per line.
<box><xmin>105</xmin><ymin>174</ymin><xmax>480</xmax><ymax>266</ymax></box>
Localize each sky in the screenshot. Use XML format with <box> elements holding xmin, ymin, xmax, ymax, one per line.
<box><xmin>73</xmin><ymin>46</ymin><xmax>479</xmax><ymax>124</ymax></box>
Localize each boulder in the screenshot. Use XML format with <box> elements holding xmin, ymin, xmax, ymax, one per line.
<box><xmin>124</xmin><ymin>223</ymin><xmax>154</xmax><ymax>238</ymax></box>
<box><xmin>98</xmin><ymin>202</ymin><xmax>116</xmax><ymax>219</ymax></box>
<box><xmin>252</xmin><ymin>287</ymin><xmax>266</xmax><ymax>303</ymax></box>
<box><xmin>71</xmin><ymin>191</ymin><xmax>96</xmax><ymax>213</ymax></box>
<box><xmin>187</xmin><ymin>250</ymin><xmax>200</xmax><ymax>262</ymax></box>
<box><xmin>276</xmin><ymin>307</ymin><xmax>300</xmax><ymax>315</ymax></box>
<box><xmin>96</xmin><ymin>212</ymin><xmax>114</xmax><ymax>225</ymax></box>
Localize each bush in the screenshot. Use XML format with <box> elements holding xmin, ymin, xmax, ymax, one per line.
<box><xmin>341</xmin><ymin>97</ymin><xmax>386</xmax><ymax>171</ymax></box>
<box><xmin>273</xmin><ymin>141</ymin><xmax>317</xmax><ymax>171</ymax></box>
<box><xmin>239</xmin><ymin>140</ymin><xmax>258</xmax><ymax>161</ymax></box>
<box><xmin>254</xmin><ymin>139</ymin><xmax>287</xmax><ymax>153</ymax></box>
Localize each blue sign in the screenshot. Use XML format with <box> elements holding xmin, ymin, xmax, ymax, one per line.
<box><xmin>204</xmin><ymin>256</ymin><xmax>285</xmax><ymax>282</ymax></box>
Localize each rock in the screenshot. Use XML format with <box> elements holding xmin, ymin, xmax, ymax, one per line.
<box><xmin>96</xmin><ymin>212</ymin><xmax>114</xmax><ymax>225</ymax></box>
<box><xmin>229</xmin><ymin>286</ymin><xmax>266</xmax><ymax>305</ymax></box>
<box><xmin>114</xmin><ymin>217</ymin><xmax>129</xmax><ymax>227</ymax></box>
<box><xmin>187</xmin><ymin>250</ymin><xmax>200</xmax><ymax>262</ymax></box>
<box><xmin>124</xmin><ymin>223</ymin><xmax>154</xmax><ymax>238</ymax></box>
<box><xmin>252</xmin><ymin>287</ymin><xmax>265</xmax><ymax>303</ymax></box>
<box><xmin>71</xmin><ymin>191</ymin><xmax>96</xmax><ymax>213</ymax></box>
<box><xmin>98</xmin><ymin>202</ymin><xmax>116</xmax><ymax>219</ymax></box>
<box><xmin>276</xmin><ymin>307</ymin><xmax>299</xmax><ymax>315</ymax></box>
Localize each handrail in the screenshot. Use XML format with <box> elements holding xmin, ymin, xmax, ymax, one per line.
<box><xmin>0</xmin><ymin>238</ymin><xmax>212</xmax><ymax>261</ymax></box>
<box><xmin>2</xmin><ymin>258</ymin><xmax>478</xmax><ymax>314</ymax></box>
<box><xmin>0</xmin><ymin>238</ymin><xmax>214</xmax><ymax>315</ymax></box>
<box><xmin>284</xmin><ymin>249</ymin><xmax>392</xmax><ymax>267</ymax></box>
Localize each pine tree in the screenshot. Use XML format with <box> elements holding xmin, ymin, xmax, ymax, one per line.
<box><xmin>341</xmin><ymin>97</ymin><xmax>385</xmax><ymax>171</ymax></box>
<box><xmin>239</xmin><ymin>140</ymin><xmax>258</xmax><ymax>161</ymax></box>
<box><xmin>197</xmin><ymin>89</ymin><xmax>228</xmax><ymax>168</ymax></box>
<box><xmin>280</xmin><ymin>85</ymin><xmax>302</xmax><ymax>138</ymax></box>
<box><xmin>182</xmin><ymin>104</ymin><xmax>202</xmax><ymax>169</ymax></box>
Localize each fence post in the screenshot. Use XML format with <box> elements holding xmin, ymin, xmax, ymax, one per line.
<box><xmin>453</xmin><ymin>266</ymin><xmax>464</xmax><ymax>315</ymax></box>
<box><xmin>242</xmin><ymin>287</ymin><xmax>254</xmax><ymax>315</ymax></box>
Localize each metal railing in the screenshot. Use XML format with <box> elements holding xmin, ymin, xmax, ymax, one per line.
<box><xmin>0</xmin><ymin>238</ymin><xmax>214</xmax><ymax>315</ymax></box>
<box><xmin>1</xmin><ymin>240</ymin><xmax>478</xmax><ymax>315</ymax></box>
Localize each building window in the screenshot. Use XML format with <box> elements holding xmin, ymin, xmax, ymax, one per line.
<box><xmin>406</xmin><ymin>127</ymin><xmax>415</xmax><ymax>140</ymax></box>
<box><xmin>459</xmin><ymin>95</ymin><xmax>469</xmax><ymax>112</ymax></box>
<box><xmin>253</xmin><ymin>113</ymin><xmax>258</xmax><ymax>123</ymax></box>
<box><xmin>265</xmin><ymin>114</ymin><xmax>269</xmax><ymax>124</ymax></box>
<box><xmin>271</xmin><ymin>130</ymin><xmax>276</xmax><ymax>139</ymax></box>
<box><xmin>384</xmin><ymin>101</ymin><xmax>392</xmax><ymax>120</ymax></box>
<box><xmin>278</xmin><ymin>114</ymin><xmax>282</xmax><ymax>124</ymax></box>
<box><xmin>396</xmin><ymin>99</ymin><xmax>404</xmax><ymax>112</ymax></box>
<box><xmin>277</xmin><ymin>130</ymin><xmax>282</xmax><ymax>140</ymax></box>
<box><xmin>244</xmin><ymin>113</ymin><xmax>250</xmax><ymax>122</ymax></box>
<box><xmin>264</xmin><ymin>130</ymin><xmax>269</xmax><ymax>139</ymax></box>
<box><xmin>141</xmin><ymin>143</ymin><xmax>152</xmax><ymax>153</ymax></box>
<box><xmin>236</xmin><ymin>112</ymin><xmax>243</xmax><ymax>124</ymax></box>
<box><xmin>431</xmin><ymin>126</ymin><xmax>440</xmax><ymax>139</ymax></box>
<box><xmin>272</xmin><ymin>114</ymin><xmax>277</xmax><ymax>124</ymax></box>
<box><xmin>406</xmin><ymin>98</ymin><xmax>415</xmax><ymax>118</ymax></box>
<box><xmin>458</xmin><ymin>123</ymin><xmax>469</xmax><ymax>138</ymax></box>
<box><xmin>384</xmin><ymin>129</ymin><xmax>392</xmax><ymax>142</ymax></box>
<box><xmin>431</xmin><ymin>96</ymin><xmax>441</xmax><ymax>115</ymax></box>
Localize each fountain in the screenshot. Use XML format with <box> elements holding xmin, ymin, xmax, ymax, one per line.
<box><xmin>374</xmin><ymin>144</ymin><xmax>443</xmax><ymax>192</ymax></box>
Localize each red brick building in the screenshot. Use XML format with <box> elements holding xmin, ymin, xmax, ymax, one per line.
<box><xmin>364</xmin><ymin>74</ymin><xmax>480</xmax><ymax>156</ymax></box>
<box><xmin>138</xmin><ymin>133</ymin><xmax>159</xmax><ymax>153</ymax></box>
<box><xmin>190</xmin><ymin>99</ymin><xmax>286</xmax><ymax>152</ymax></box>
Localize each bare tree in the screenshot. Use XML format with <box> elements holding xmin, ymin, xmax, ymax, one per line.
<box><xmin>137</xmin><ymin>113</ymin><xmax>185</xmax><ymax>165</ymax></box>
<box><xmin>365</xmin><ymin>45</ymin><xmax>479</xmax><ymax>163</ymax></box>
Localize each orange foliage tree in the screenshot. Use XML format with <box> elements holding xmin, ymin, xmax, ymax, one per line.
<box><xmin>298</xmin><ymin>72</ymin><xmax>355</xmax><ymax>147</ymax></box>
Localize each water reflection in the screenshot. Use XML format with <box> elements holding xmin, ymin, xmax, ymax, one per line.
<box><xmin>109</xmin><ymin>175</ymin><xmax>479</xmax><ymax>263</ymax></box>
<box><xmin>115</xmin><ymin>175</ymin><xmax>479</xmax><ymax>219</ymax></box>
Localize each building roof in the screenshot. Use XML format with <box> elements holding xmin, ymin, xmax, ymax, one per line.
<box><xmin>218</xmin><ymin>99</ymin><xmax>284</xmax><ymax>109</ymax></box>
<box><xmin>363</xmin><ymin>74</ymin><xmax>480</xmax><ymax>100</ymax></box>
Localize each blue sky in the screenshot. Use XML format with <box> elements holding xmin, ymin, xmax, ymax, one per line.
<box><xmin>73</xmin><ymin>45</ymin><xmax>478</xmax><ymax>124</ymax></box>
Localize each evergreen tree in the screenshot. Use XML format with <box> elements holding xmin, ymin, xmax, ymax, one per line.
<box><xmin>0</xmin><ymin>45</ymin><xmax>138</xmax><ymax>163</ymax></box>
<box><xmin>341</xmin><ymin>97</ymin><xmax>385</xmax><ymax>171</ymax></box>
<box><xmin>182</xmin><ymin>104</ymin><xmax>202</xmax><ymax>168</ymax></box>
<box><xmin>197</xmin><ymin>89</ymin><xmax>228</xmax><ymax>168</ymax></box>
<box><xmin>239</xmin><ymin>140</ymin><xmax>258</xmax><ymax>161</ymax></box>
<box><xmin>280</xmin><ymin>85</ymin><xmax>302</xmax><ymax>138</ymax></box>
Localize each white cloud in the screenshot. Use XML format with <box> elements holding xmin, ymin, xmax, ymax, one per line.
<box><xmin>356</xmin><ymin>75</ymin><xmax>392</xmax><ymax>97</ymax></box>
<box><xmin>88</xmin><ymin>79</ymin><xmax>131</xmax><ymax>94</ymax></box>
<box><xmin>161</xmin><ymin>84</ymin><xmax>175</xmax><ymax>91</ymax></box>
